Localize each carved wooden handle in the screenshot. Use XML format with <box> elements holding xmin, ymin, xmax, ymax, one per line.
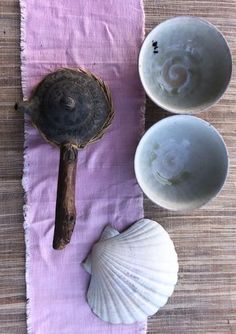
<box><xmin>53</xmin><ymin>144</ymin><xmax>78</xmax><ymax>250</ymax></box>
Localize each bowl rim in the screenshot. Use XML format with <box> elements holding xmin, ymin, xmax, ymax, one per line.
<box><xmin>134</xmin><ymin>115</ymin><xmax>229</xmax><ymax>211</ymax></box>
<box><xmin>138</xmin><ymin>15</ymin><xmax>233</xmax><ymax>114</ymax></box>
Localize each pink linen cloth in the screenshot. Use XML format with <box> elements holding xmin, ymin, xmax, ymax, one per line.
<box><xmin>20</xmin><ymin>0</ymin><xmax>146</xmax><ymax>333</ymax></box>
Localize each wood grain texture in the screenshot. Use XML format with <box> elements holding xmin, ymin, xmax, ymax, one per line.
<box><xmin>0</xmin><ymin>1</ymin><xmax>26</xmax><ymax>334</ymax></box>
<box><xmin>54</xmin><ymin>144</ymin><xmax>78</xmax><ymax>250</ymax></box>
<box><xmin>0</xmin><ymin>0</ymin><xmax>235</xmax><ymax>333</ymax></box>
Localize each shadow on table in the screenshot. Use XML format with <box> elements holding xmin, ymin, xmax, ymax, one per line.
<box><xmin>145</xmin><ymin>96</ymin><xmax>171</xmax><ymax>130</ymax></box>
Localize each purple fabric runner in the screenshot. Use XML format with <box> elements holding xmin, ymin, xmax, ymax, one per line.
<box><xmin>20</xmin><ymin>0</ymin><xmax>146</xmax><ymax>333</ymax></box>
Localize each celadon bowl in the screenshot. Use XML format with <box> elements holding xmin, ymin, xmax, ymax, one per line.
<box><xmin>134</xmin><ymin>115</ymin><xmax>228</xmax><ymax>211</ymax></box>
<box><xmin>138</xmin><ymin>16</ymin><xmax>232</xmax><ymax>113</ymax></box>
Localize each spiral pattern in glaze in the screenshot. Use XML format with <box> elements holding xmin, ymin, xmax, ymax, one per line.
<box><xmin>156</xmin><ymin>46</ymin><xmax>202</xmax><ymax>95</ymax></box>
<box><xmin>151</xmin><ymin>139</ymin><xmax>191</xmax><ymax>185</ymax></box>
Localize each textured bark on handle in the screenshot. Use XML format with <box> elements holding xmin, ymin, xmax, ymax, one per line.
<box><xmin>53</xmin><ymin>144</ymin><xmax>78</xmax><ymax>250</ymax></box>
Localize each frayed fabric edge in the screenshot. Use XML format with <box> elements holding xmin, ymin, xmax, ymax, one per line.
<box><xmin>20</xmin><ymin>0</ymin><xmax>32</xmax><ymax>333</ymax></box>
<box><xmin>19</xmin><ymin>0</ymin><xmax>28</xmax><ymax>99</ymax></box>
<box><xmin>22</xmin><ymin>121</ymin><xmax>33</xmax><ymax>334</ymax></box>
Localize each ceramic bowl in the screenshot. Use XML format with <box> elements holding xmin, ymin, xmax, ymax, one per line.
<box><xmin>138</xmin><ymin>16</ymin><xmax>232</xmax><ymax>114</ymax></box>
<box><xmin>134</xmin><ymin>115</ymin><xmax>228</xmax><ymax>211</ymax></box>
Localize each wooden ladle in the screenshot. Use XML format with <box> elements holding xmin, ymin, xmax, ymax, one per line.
<box><xmin>16</xmin><ymin>68</ymin><xmax>114</xmax><ymax>250</ymax></box>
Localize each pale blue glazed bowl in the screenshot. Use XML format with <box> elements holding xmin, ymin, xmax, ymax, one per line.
<box><xmin>134</xmin><ymin>115</ymin><xmax>228</xmax><ymax>211</ymax></box>
<box><xmin>139</xmin><ymin>16</ymin><xmax>232</xmax><ymax>113</ymax></box>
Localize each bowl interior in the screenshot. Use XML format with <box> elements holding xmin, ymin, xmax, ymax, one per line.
<box><xmin>139</xmin><ymin>17</ymin><xmax>232</xmax><ymax>113</ymax></box>
<box><xmin>135</xmin><ymin>116</ymin><xmax>228</xmax><ymax>210</ymax></box>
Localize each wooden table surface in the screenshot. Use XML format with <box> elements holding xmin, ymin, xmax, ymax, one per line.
<box><xmin>1</xmin><ymin>1</ymin><xmax>236</xmax><ymax>333</ymax></box>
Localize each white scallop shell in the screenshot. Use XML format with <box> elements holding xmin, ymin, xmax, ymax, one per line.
<box><xmin>82</xmin><ymin>219</ymin><xmax>178</xmax><ymax>324</ymax></box>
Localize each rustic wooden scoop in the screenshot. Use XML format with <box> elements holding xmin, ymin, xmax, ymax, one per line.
<box><xmin>16</xmin><ymin>68</ymin><xmax>114</xmax><ymax>250</ymax></box>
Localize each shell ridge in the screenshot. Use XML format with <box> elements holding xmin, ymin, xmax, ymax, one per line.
<box><xmin>117</xmin><ymin>223</ymin><xmax>166</xmax><ymax>243</ymax></box>
<box><xmin>118</xmin><ymin>230</ymin><xmax>160</xmax><ymax>244</ymax></box>
<box><xmin>99</xmin><ymin>242</ymin><xmax>178</xmax><ymax>270</ymax></box>
<box><xmin>91</xmin><ymin>254</ymin><xmax>136</xmax><ymax>324</ymax></box>
<box><xmin>94</xmin><ymin>265</ymin><xmax>118</xmax><ymax>322</ymax></box>
<box><xmin>101</xmin><ymin>251</ymin><xmax>177</xmax><ymax>296</ymax></box>
<box><xmin>118</xmin><ymin>236</ymin><xmax>171</xmax><ymax>247</ymax></box>
<box><xmin>99</xmin><ymin>263</ymin><xmax>136</xmax><ymax>324</ymax></box>
<box><xmin>117</xmin><ymin>219</ymin><xmax>153</xmax><ymax>239</ymax></box>
<box><xmin>99</xmin><ymin>225</ymin><xmax>120</xmax><ymax>241</ymax></box>
<box><xmin>101</xmin><ymin>259</ymin><xmax>159</xmax><ymax>315</ymax></box>
<box><xmin>101</xmin><ymin>247</ymin><xmax>176</xmax><ymax>275</ymax></box>
<box><xmin>118</xmin><ymin>241</ymin><xmax>174</xmax><ymax>249</ymax></box>
<box><xmin>89</xmin><ymin>269</ymin><xmax>110</xmax><ymax>321</ymax></box>
<box><xmin>82</xmin><ymin>254</ymin><xmax>92</xmax><ymax>274</ymax></box>
<box><xmin>99</xmin><ymin>247</ymin><xmax>178</xmax><ymax>279</ymax></box>
<box><xmin>99</xmin><ymin>259</ymin><xmax>152</xmax><ymax>320</ymax></box>
<box><xmin>98</xmin><ymin>262</ymin><xmax>141</xmax><ymax>323</ymax></box>
<box><xmin>101</xmin><ymin>254</ymin><xmax>158</xmax><ymax>307</ymax></box>
<box><xmin>87</xmin><ymin>280</ymin><xmax>96</xmax><ymax>308</ymax></box>
<box><xmin>102</xmin><ymin>253</ymin><xmax>174</xmax><ymax>301</ymax></box>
